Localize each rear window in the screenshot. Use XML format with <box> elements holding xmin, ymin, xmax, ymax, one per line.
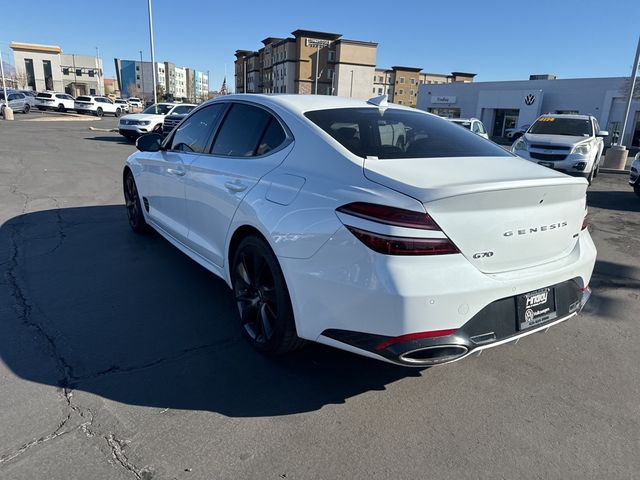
<box><xmin>37</xmin><ymin>93</ymin><xmax>52</xmax><ymax>98</ymax></box>
<box><xmin>305</xmin><ymin>108</ymin><xmax>510</xmax><ymax>159</ymax></box>
<box><xmin>76</xmin><ymin>96</ymin><xmax>92</xmax><ymax>102</ymax></box>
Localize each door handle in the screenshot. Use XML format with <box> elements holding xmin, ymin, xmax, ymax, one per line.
<box><xmin>167</xmin><ymin>168</ymin><xmax>185</xmax><ymax>176</ymax></box>
<box><xmin>225</xmin><ymin>181</ymin><xmax>247</xmax><ymax>193</ymax></box>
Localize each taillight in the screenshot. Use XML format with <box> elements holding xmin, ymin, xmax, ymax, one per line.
<box><xmin>346</xmin><ymin>226</ymin><xmax>458</xmax><ymax>256</ymax></box>
<box><xmin>336</xmin><ymin>202</ymin><xmax>440</xmax><ymax>230</ymax></box>
<box><xmin>337</xmin><ymin>202</ymin><xmax>459</xmax><ymax>256</ymax></box>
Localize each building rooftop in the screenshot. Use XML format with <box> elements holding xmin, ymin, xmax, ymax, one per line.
<box><xmin>291</xmin><ymin>29</ymin><xmax>342</xmax><ymax>41</ymax></box>
<box><xmin>10</xmin><ymin>42</ymin><xmax>62</xmax><ymax>54</ymax></box>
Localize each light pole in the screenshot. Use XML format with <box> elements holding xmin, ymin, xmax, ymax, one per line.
<box><xmin>0</xmin><ymin>48</ymin><xmax>9</xmax><ymax>110</ymax></box>
<box><xmin>139</xmin><ymin>50</ymin><xmax>145</xmax><ymax>102</ymax></box>
<box><xmin>314</xmin><ymin>45</ymin><xmax>320</xmax><ymax>95</ymax></box>
<box><xmin>95</xmin><ymin>47</ymin><xmax>102</xmax><ymax>95</ymax></box>
<box><xmin>147</xmin><ymin>0</ymin><xmax>157</xmax><ymax>104</ymax></box>
<box><xmin>349</xmin><ymin>70</ymin><xmax>354</xmax><ymax>98</ymax></box>
<box><xmin>620</xmin><ymin>35</ymin><xmax>640</xmax><ymax>146</ymax></box>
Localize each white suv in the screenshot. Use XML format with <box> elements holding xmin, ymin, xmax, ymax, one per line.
<box><xmin>114</xmin><ymin>99</ymin><xmax>130</xmax><ymax>113</ymax></box>
<box><xmin>74</xmin><ymin>95</ymin><xmax>123</xmax><ymax>117</ymax></box>
<box><xmin>448</xmin><ymin>118</ymin><xmax>489</xmax><ymax>139</ymax></box>
<box><xmin>35</xmin><ymin>92</ymin><xmax>75</xmax><ymax>112</ymax></box>
<box><xmin>512</xmin><ymin>114</ymin><xmax>608</xmax><ymax>184</ymax></box>
<box><xmin>118</xmin><ymin>103</ymin><xmax>196</xmax><ymax>139</ymax></box>
<box><xmin>127</xmin><ymin>97</ymin><xmax>143</xmax><ymax>108</ymax></box>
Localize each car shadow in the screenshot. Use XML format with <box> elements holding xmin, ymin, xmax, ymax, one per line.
<box><xmin>84</xmin><ymin>135</ymin><xmax>134</xmax><ymax>145</ymax></box>
<box><xmin>0</xmin><ymin>206</ymin><xmax>421</xmax><ymax>417</ymax></box>
<box><xmin>587</xmin><ymin>189</ymin><xmax>640</xmax><ymax>213</ymax></box>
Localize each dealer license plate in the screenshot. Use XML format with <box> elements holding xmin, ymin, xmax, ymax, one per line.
<box><xmin>517</xmin><ymin>287</ymin><xmax>557</xmax><ymax>330</ymax></box>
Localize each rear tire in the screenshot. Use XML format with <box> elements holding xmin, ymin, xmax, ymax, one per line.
<box><xmin>57</xmin><ymin>103</ymin><xmax>65</xmax><ymax>112</ymax></box>
<box><xmin>232</xmin><ymin>235</ymin><xmax>305</xmax><ymax>355</ymax></box>
<box><xmin>23</xmin><ymin>104</ymin><xmax>30</xmax><ymax>114</ymax></box>
<box><xmin>123</xmin><ymin>170</ymin><xmax>150</xmax><ymax>234</ymax></box>
<box><xmin>96</xmin><ymin>107</ymin><xmax>104</xmax><ymax>118</ymax></box>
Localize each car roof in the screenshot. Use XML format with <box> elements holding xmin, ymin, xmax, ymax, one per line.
<box><xmin>205</xmin><ymin>94</ymin><xmax>418</xmax><ymax>115</ymax></box>
<box><xmin>449</xmin><ymin>118</ymin><xmax>478</xmax><ymax>122</ymax></box>
<box><xmin>538</xmin><ymin>114</ymin><xmax>591</xmax><ymax>120</ymax></box>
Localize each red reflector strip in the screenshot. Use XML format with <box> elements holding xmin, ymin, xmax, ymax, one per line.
<box><xmin>346</xmin><ymin>226</ymin><xmax>459</xmax><ymax>256</ymax></box>
<box><xmin>375</xmin><ymin>329</ymin><xmax>458</xmax><ymax>351</ymax></box>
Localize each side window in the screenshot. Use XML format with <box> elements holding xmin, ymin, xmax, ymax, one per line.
<box><xmin>471</xmin><ymin>122</ymin><xmax>480</xmax><ymax>133</ymax></box>
<box><xmin>256</xmin><ymin>118</ymin><xmax>286</xmax><ymax>155</ymax></box>
<box><xmin>593</xmin><ymin>119</ymin><xmax>600</xmax><ymax>135</ymax></box>
<box><xmin>211</xmin><ymin>104</ymin><xmax>273</xmax><ymax>157</ymax></box>
<box><xmin>169</xmin><ymin>104</ymin><xmax>225</xmax><ymax>153</ymax></box>
<box><xmin>477</xmin><ymin>122</ymin><xmax>486</xmax><ymax>134</ymax></box>
<box><xmin>8</xmin><ymin>93</ymin><xmax>17</xmax><ymax>101</ymax></box>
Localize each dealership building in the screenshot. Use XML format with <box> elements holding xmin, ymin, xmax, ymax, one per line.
<box><xmin>416</xmin><ymin>75</ymin><xmax>640</xmax><ymax>147</ymax></box>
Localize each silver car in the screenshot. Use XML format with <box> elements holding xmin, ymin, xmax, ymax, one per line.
<box><xmin>0</xmin><ymin>91</ymin><xmax>30</xmax><ymax>114</ymax></box>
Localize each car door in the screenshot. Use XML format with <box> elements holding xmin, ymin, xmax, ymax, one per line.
<box><xmin>184</xmin><ymin>102</ymin><xmax>293</xmax><ymax>267</ymax></box>
<box><xmin>140</xmin><ymin>104</ymin><xmax>226</xmax><ymax>244</ymax></box>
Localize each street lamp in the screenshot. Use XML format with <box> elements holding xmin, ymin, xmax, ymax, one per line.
<box><xmin>147</xmin><ymin>0</ymin><xmax>157</xmax><ymax>104</ymax></box>
<box><xmin>620</xmin><ymin>35</ymin><xmax>640</xmax><ymax>147</ymax></box>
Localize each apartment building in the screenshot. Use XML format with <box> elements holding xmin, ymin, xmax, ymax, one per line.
<box><xmin>235</xmin><ymin>29</ymin><xmax>378</xmax><ymax>100</ymax></box>
<box><xmin>115</xmin><ymin>58</ymin><xmax>208</xmax><ymax>102</ymax></box>
<box><xmin>10</xmin><ymin>42</ymin><xmax>103</xmax><ymax>95</ymax></box>
<box><xmin>373</xmin><ymin>67</ymin><xmax>476</xmax><ymax>107</ymax></box>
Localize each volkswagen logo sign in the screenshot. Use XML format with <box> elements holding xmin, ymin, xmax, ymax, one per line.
<box><xmin>524</xmin><ymin>94</ymin><xmax>536</xmax><ymax>106</ymax></box>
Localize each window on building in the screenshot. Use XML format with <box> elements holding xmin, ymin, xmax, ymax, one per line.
<box><xmin>328</xmin><ymin>50</ymin><xmax>336</xmax><ymax>62</ymax></box>
<box><xmin>387</xmin><ymin>87</ymin><xmax>391</xmax><ymax>94</ymax></box>
<box><xmin>420</xmin><ymin>80</ymin><xmax>424</xmax><ymax>84</ymax></box>
<box><xmin>378</xmin><ymin>88</ymin><xmax>383</xmax><ymax>95</ymax></box>
<box><xmin>42</xmin><ymin>60</ymin><xmax>54</xmax><ymax>90</ymax></box>
<box><xmin>89</xmin><ymin>70</ymin><xmax>95</xmax><ymax>78</ymax></box>
<box><xmin>328</xmin><ymin>69</ymin><xmax>334</xmax><ymax>80</ymax></box>
<box><xmin>399</xmin><ymin>77</ymin><xmax>405</xmax><ymax>84</ymax></box>
<box><xmin>136</xmin><ymin>75</ymin><xmax>140</xmax><ymax>80</ymax></box>
<box><xmin>410</xmin><ymin>89</ymin><xmax>414</xmax><ymax>96</ymax></box>
<box><xmin>399</xmin><ymin>89</ymin><xmax>404</xmax><ymax>95</ymax></box>
<box><xmin>427</xmin><ymin>80</ymin><xmax>432</xmax><ymax>84</ymax></box>
<box><xmin>90</xmin><ymin>88</ymin><xmax>96</xmax><ymax>95</ymax></box>
<box><xmin>410</xmin><ymin>78</ymin><xmax>415</xmax><ymax>84</ymax></box>
<box><xmin>62</xmin><ymin>68</ymin><xmax>69</xmax><ymax>75</ymax></box>
<box><xmin>398</xmin><ymin>101</ymin><xmax>403</xmax><ymax>104</ymax></box>
<box><xmin>76</xmin><ymin>69</ymin><xmax>82</xmax><ymax>77</ymax></box>
<box><xmin>24</xmin><ymin>59</ymin><xmax>36</xmax><ymax>91</ymax></box>
<box><xmin>136</xmin><ymin>66</ymin><xmax>140</xmax><ymax>71</ymax></box>
<box><xmin>373</xmin><ymin>87</ymin><xmax>376</xmax><ymax>93</ymax></box>
<box><xmin>378</xmin><ymin>76</ymin><xmax>384</xmax><ymax>82</ymax></box>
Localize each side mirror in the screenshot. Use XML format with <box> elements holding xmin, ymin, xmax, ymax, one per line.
<box><xmin>136</xmin><ymin>133</ymin><xmax>162</xmax><ymax>152</ymax></box>
<box><xmin>597</xmin><ymin>130</ymin><xmax>609</xmax><ymax>138</ymax></box>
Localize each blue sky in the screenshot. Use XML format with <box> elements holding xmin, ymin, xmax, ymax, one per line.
<box><xmin>1</xmin><ymin>0</ymin><xmax>639</xmax><ymax>92</ymax></box>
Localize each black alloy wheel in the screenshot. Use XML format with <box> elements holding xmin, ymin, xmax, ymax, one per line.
<box><xmin>123</xmin><ymin>171</ymin><xmax>149</xmax><ymax>233</ymax></box>
<box><xmin>232</xmin><ymin>236</ymin><xmax>304</xmax><ymax>354</ymax></box>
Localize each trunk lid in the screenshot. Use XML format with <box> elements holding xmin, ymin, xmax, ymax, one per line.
<box><xmin>363</xmin><ymin>156</ymin><xmax>587</xmax><ymax>273</ymax></box>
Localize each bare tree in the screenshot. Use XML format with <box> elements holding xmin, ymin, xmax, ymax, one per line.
<box><xmin>126</xmin><ymin>82</ymin><xmax>140</xmax><ymax>98</ymax></box>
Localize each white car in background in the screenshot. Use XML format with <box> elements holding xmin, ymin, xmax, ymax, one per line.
<box><xmin>35</xmin><ymin>92</ymin><xmax>75</xmax><ymax>112</ymax></box>
<box><xmin>74</xmin><ymin>95</ymin><xmax>123</xmax><ymax>117</ymax></box>
<box><xmin>114</xmin><ymin>99</ymin><xmax>130</xmax><ymax>113</ymax></box>
<box><xmin>127</xmin><ymin>97</ymin><xmax>143</xmax><ymax>108</ymax></box>
<box><xmin>118</xmin><ymin>103</ymin><xmax>196</xmax><ymax>140</ymax></box>
<box><xmin>122</xmin><ymin>94</ymin><xmax>596</xmax><ymax>366</ymax></box>
<box><xmin>512</xmin><ymin>114</ymin><xmax>607</xmax><ymax>184</ymax></box>
<box><xmin>505</xmin><ymin>124</ymin><xmax>530</xmax><ymax>140</ymax></box>
<box><xmin>448</xmin><ymin>118</ymin><xmax>489</xmax><ymax>139</ymax></box>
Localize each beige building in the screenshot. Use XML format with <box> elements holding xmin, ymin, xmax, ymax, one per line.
<box><xmin>374</xmin><ymin>67</ymin><xmax>476</xmax><ymax>107</ymax></box>
<box><xmin>10</xmin><ymin>42</ymin><xmax>104</xmax><ymax>95</ymax></box>
<box><xmin>235</xmin><ymin>30</ymin><xmax>377</xmax><ymax>100</ymax></box>
<box><xmin>234</xmin><ymin>30</ymin><xmax>474</xmax><ymax>104</ymax></box>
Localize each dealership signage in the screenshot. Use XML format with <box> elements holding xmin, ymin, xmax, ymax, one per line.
<box><xmin>306</xmin><ymin>38</ymin><xmax>332</xmax><ymax>48</ymax></box>
<box><xmin>431</xmin><ymin>95</ymin><xmax>457</xmax><ymax>104</ymax></box>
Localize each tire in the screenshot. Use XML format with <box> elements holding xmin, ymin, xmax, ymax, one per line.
<box><xmin>115</xmin><ymin>108</ymin><xmax>121</xmax><ymax>117</ymax></box>
<box><xmin>23</xmin><ymin>104</ymin><xmax>30</xmax><ymax>114</ymax></box>
<box><xmin>123</xmin><ymin>170</ymin><xmax>150</xmax><ymax>234</ymax></box>
<box><xmin>57</xmin><ymin>103</ymin><xmax>65</xmax><ymax>112</ymax></box>
<box><xmin>231</xmin><ymin>235</ymin><xmax>305</xmax><ymax>355</ymax></box>
<box><xmin>634</xmin><ymin>182</ymin><xmax>640</xmax><ymax>198</ymax></box>
<box><xmin>96</xmin><ymin>107</ymin><xmax>104</xmax><ymax>118</ymax></box>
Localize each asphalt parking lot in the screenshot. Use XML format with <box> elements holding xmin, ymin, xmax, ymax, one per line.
<box><xmin>1</xmin><ymin>118</ymin><xmax>639</xmax><ymax>479</ymax></box>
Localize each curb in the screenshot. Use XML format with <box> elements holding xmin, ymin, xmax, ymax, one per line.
<box><xmin>600</xmin><ymin>168</ymin><xmax>630</xmax><ymax>175</ymax></box>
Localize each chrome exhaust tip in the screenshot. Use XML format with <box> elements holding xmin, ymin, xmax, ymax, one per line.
<box><xmin>398</xmin><ymin>345</ymin><xmax>468</xmax><ymax>365</ymax></box>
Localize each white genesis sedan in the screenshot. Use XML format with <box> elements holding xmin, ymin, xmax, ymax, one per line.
<box><xmin>123</xmin><ymin>94</ymin><xmax>596</xmax><ymax>367</ymax></box>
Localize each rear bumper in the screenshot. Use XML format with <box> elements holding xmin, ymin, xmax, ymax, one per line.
<box><xmin>322</xmin><ymin>280</ymin><xmax>590</xmax><ymax>366</ymax></box>
<box><xmin>279</xmin><ymin>225</ymin><xmax>597</xmax><ymax>366</ymax></box>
